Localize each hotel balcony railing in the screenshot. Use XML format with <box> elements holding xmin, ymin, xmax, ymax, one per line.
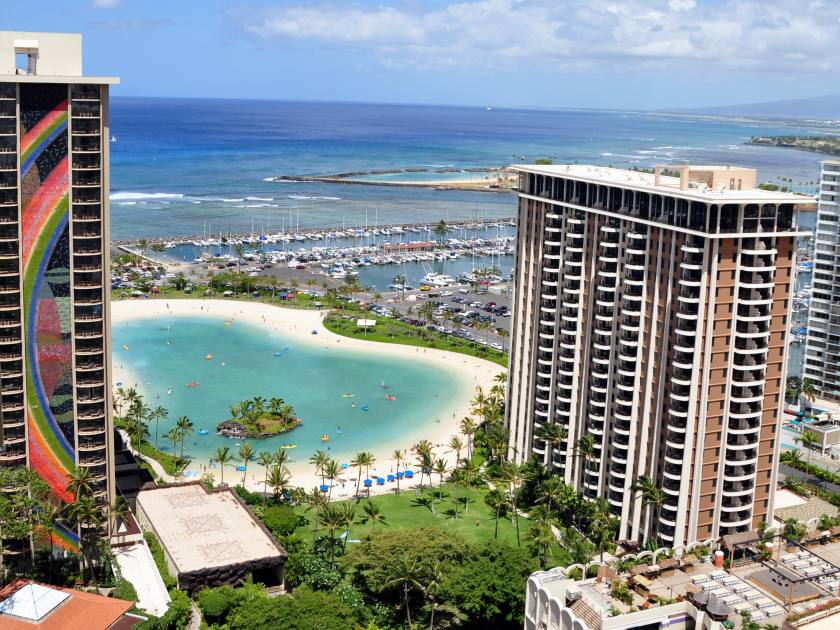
<box><xmin>724</xmin><ymin>464</ymin><xmax>756</xmax><ymax>480</ymax></box>
<box><xmin>72</xmin><ymin>154</ymin><xmax>101</xmax><ymax>169</ymax></box>
<box><xmin>734</xmin><ymin>338</ymin><xmax>767</xmax><ymax>352</ymax></box>
<box><xmin>733</xmin><ymin>369</ymin><xmax>764</xmax><ymax>384</ymax></box>
<box><xmin>72</xmin><ymin>138</ymin><xmax>101</xmax><ymax>153</ymax></box>
<box><xmin>726</xmin><ymin>434</ymin><xmax>759</xmax><ymax>449</ymax></box>
<box><xmin>739</xmin><ymin>288</ymin><xmax>772</xmax><ymax>302</ymax></box>
<box><xmin>729</xmin><ymin>418</ymin><xmax>761</xmax><ymax>433</ymax></box>
<box><xmin>737</xmin><ymin>305</ymin><xmax>771</xmax><ymax>319</ymax></box>
<box><xmin>733</xmin><ymin>353</ymin><xmax>765</xmax><ymax>368</ymax></box>
<box><xmin>722</xmin><ymin>481</ymin><xmax>754</xmax><ymax>496</ymax></box>
<box><xmin>71</xmin><ymin>102</ymin><xmax>101</xmax><ymax>118</ymax></box>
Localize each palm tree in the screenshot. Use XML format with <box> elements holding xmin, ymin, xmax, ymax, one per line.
<box><xmin>393</xmin><ymin>449</ymin><xmax>404</xmax><ymax>494</ymax></box>
<box><xmin>384</xmin><ymin>554</ymin><xmax>425</xmax><ymax>630</ymax></box>
<box><xmin>150</xmin><ymin>405</ymin><xmax>168</xmax><ymax>451</ymax></box>
<box><xmin>65</xmin><ymin>495</ymin><xmax>104</xmax><ymax>587</ymax></box>
<box><xmin>796</xmin><ymin>430</ymin><xmax>820</xmax><ymax>467</ymax></box>
<box><xmin>536</xmin><ymin>423</ymin><xmax>567</xmax><ymax>463</ymax></box>
<box><xmin>211</xmin><ymin>446</ymin><xmax>234</xmax><ymax>485</ymax></box>
<box><xmin>460</xmin><ymin>417</ymin><xmax>477</xmax><ymax>462</ymax></box>
<box><xmin>574</xmin><ymin>434</ymin><xmax>597</xmax><ymax>481</ymax></box>
<box><xmin>233</xmin><ymin>242</ymin><xmax>245</xmax><ymax>276</ymax></box>
<box><xmin>433</xmin><ymin>458</ymin><xmax>447</xmax><ymax>501</ymax></box>
<box><xmin>109</xmin><ymin>496</ymin><xmax>130</xmax><ymax>535</ymax></box>
<box><xmin>351</xmin><ymin>452</ymin><xmax>366</xmax><ymax>498</ymax></box>
<box><xmin>175</xmin><ymin>416</ymin><xmax>194</xmax><ymax>459</ymax></box>
<box><xmin>462</xmin><ymin>458</ymin><xmax>477</xmax><ymax>514</ymax></box>
<box><xmin>268</xmin><ymin>397</ymin><xmax>283</xmax><ymax>416</ymax></box>
<box><xmin>359</xmin><ymin>500</ymin><xmax>388</xmax><ymax>537</ymax></box>
<box><xmin>324</xmin><ymin>459</ymin><xmax>340</xmax><ymax>501</ymax></box>
<box><xmin>163</xmin><ymin>427</ymin><xmax>181</xmax><ymax>460</ymax></box>
<box><xmin>317</xmin><ymin>504</ymin><xmax>344</xmax><ymax>566</ymax></box>
<box><xmin>529</xmin><ymin>517</ymin><xmax>556</xmax><ymax>569</ymax></box>
<box><xmin>66</xmin><ymin>466</ymin><xmax>95</xmax><ymax>500</ymax></box>
<box><xmin>503</xmin><ymin>461</ymin><xmax>524</xmax><ymax>547</ymax></box>
<box><xmin>273</xmin><ymin>448</ymin><xmax>290</xmax><ymax>469</ymax></box>
<box><xmin>362</xmin><ymin>452</ymin><xmax>376</xmax><ymax>497</ymax></box>
<box><xmin>425</xmin><ymin>559</ymin><xmax>445</xmax><ymax>630</ymax></box>
<box><xmin>256</xmin><ymin>451</ymin><xmax>274</xmax><ymax>501</ymax></box>
<box><xmin>338</xmin><ymin>502</ymin><xmax>356</xmax><ymax>550</ymax></box>
<box><xmin>267</xmin><ymin>465</ymin><xmax>292</xmax><ymax>501</ymax></box>
<box><xmin>485</xmin><ymin>488</ymin><xmax>508</xmax><ymax>539</ymax></box>
<box><xmin>537</xmin><ymin>476</ymin><xmax>565</xmax><ymax>514</ymax></box>
<box><xmin>448</xmin><ymin>435</ymin><xmax>463</xmax><ymax>468</ymax></box>
<box><xmin>633</xmin><ymin>474</ymin><xmax>664</xmax><ymax>543</ymax></box>
<box><xmin>239</xmin><ymin>442</ymin><xmax>254</xmax><ymax>485</ymax></box>
<box><xmin>780</xmin><ymin>449</ymin><xmax>803</xmax><ymax>466</ymax></box>
<box><xmin>310</xmin><ymin>450</ymin><xmax>329</xmax><ymax>485</ymax></box>
<box><xmin>801</xmin><ymin>378</ymin><xmax>817</xmax><ymax>406</ymax></box>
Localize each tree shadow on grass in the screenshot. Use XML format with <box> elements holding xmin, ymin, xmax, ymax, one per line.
<box><xmin>411</xmin><ymin>495</ymin><xmax>435</xmax><ymax>513</ymax></box>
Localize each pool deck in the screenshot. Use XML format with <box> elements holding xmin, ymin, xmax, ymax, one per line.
<box><xmin>111</xmin><ymin>298</ymin><xmax>504</xmax><ymax>497</ymax></box>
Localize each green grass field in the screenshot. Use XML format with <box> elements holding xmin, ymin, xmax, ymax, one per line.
<box><xmin>324</xmin><ymin>313</ymin><xmax>508</xmax><ymax>367</ymax></box>
<box><xmin>296</xmin><ymin>481</ymin><xmax>569</xmax><ymax>567</ymax></box>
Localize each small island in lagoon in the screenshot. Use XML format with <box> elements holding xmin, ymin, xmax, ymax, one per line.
<box><xmin>217</xmin><ymin>396</ymin><xmax>302</xmax><ymax>439</ymax></box>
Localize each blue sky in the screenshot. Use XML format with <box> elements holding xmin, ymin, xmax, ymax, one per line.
<box><xmin>4</xmin><ymin>0</ymin><xmax>839</xmax><ymax>109</ymax></box>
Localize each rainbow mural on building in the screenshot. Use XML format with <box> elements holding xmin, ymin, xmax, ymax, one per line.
<box><xmin>19</xmin><ymin>84</ymin><xmax>76</xmax><ymax>504</ymax></box>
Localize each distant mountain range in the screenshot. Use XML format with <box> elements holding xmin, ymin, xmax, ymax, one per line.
<box><xmin>666</xmin><ymin>94</ymin><xmax>840</xmax><ymax>120</ymax></box>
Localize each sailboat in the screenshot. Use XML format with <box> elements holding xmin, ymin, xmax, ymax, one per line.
<box><xmin>110</xmin><ymin>133</ymin><xmax>117</xmax><ymax>142</ymax></box>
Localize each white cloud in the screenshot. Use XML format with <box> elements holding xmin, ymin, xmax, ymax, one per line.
<box><xmin>91</xmin><ymin>0</ymin><xmax>121</xmax><ymax>7</ymax></box>
<box><xmin>232</xmin><ymin>0</ymin><xmax>840</xmax><ymax>74</ymax></box>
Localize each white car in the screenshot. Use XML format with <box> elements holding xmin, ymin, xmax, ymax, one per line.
<box><xmin>441</xmin><ymin>290</ymin><xmax>454</xmax><ymax>296</ymax></box>
<box><xmin>476</xmin><ymin>339</ymin><xmax>488</xmax><ymax>346</ymax></box>
<box><xmin>490</xmin><ymin>342</ymin><xmax>503</xmax><ymax>351</ymax></box>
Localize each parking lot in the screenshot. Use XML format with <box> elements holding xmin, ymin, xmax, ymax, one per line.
<box><xmin>363</xmin><ymin>284</ymin><xmax>513</xmax><ymax>350</ymax></box>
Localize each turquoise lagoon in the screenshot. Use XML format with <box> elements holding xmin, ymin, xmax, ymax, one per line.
<box><xmin>113</xmin><ymin>315</ymin><xmax>469</xmax><ymax>466</ymax></box>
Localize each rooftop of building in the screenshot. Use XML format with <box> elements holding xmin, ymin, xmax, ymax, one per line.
<box><xmin>530</xmin><ymin>536</ymin><xmax>840</xmax><ymax>630</ymax></box>
<box><xmin>0</xmin><ymin>579</ymin><xmax>137</xmax><ymax>630</ymax></box>
<box><xmin>0</xmin><ymin>31</ymin><xmax>118</xmax><ymax>84</ymax></box>
<box><xmin>135</xmin><ymin>482</ymin><xmax>286</xmax><ymax>575</ymax></box>
<box><xmin>512</xmin><ymin>163</ymin><xmax>817</xmax><ymax>205</ymax></box>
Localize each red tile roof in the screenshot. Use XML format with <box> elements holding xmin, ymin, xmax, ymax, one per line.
<box><xmin>0</xmin><ymin>579</ymin><xmax>137</xmax><ymax>630</ymax></box>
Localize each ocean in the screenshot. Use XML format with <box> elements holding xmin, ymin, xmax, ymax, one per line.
<box><xmin>109</xmin><ymin>98</ymin><xmax>826</xmax><ymax>241</ymax></box>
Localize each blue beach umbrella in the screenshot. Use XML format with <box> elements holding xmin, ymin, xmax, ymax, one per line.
<box><xmin>341</xmin><ymin>463</ymin><xmax>349</xmax><ymax>469</ymax></box>
<box><xmin>396</xmin><ymin>472</ymin><xmax>404</xmax><ymax>479</ymax></box>
<box><xmin>404</xmin><ymin>470</ymin><xmax>414</xmax><ymax>479</ymax></box>
<box><xmin>363</xmin><ymin>479</ymin><xmax>373</xmax><ymax>488</ymax></box>
<box><xmin>236</xmin><ymin>465</ymin><xmax>246</xmax><ymax>472</ymax></box>
<box><xmin>387</xmin><ymin>474</ymin><xmax>395</xmax><ymax>482</ymax></box>
<box><xmin>376</xmin><ymin>477</ymin><xmax>385</xmax><ymax>486</ymax></box>
<box><xmin>319</xmin><ymin>484</ymin><xmax>329</xmax><ymax>493</ymax></box>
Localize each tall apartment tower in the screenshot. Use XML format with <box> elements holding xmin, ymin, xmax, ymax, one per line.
<box><xmin>804</xmin><ymin>161</ymin><xmax>840</xmax><ymax>402</ymax></box>
<box><xmin>0</xmin><ymin>32</ymin><xmax>117</xmax><ymax>507</ymax></box>
<box><xmin>507</xmin><ymin>164</ymin><xmax>813</xmax><ymax>547</ymax></box>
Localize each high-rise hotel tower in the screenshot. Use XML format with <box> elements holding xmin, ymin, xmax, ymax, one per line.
<box><xmin>507</xmin><ymin>164</ymin><xmax>814</xmax><ymax>546</ymax></box>
<box><xmin>0</xmin><ymin>32</ymin><xmax>117</xmax><ymax>506</ymax></box>
<box><xmin>804</xmin><ymin>161</ymin><xmax>840</xmax><ymax>403</ymax></box>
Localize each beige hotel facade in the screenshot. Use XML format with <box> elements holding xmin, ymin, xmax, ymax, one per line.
<box><xmin>506</xmin><ymin>164</ymin><xmax>814</xmax><ymax>546</ymax></box>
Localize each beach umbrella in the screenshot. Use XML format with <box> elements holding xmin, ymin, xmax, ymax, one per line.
<box><xmin>387</xmin><ymin>474</ymin><xmax>395</xmax><ymax>482</ymax></box>
<box><xmin>396</xmin><ymin>472</ymin><xmax>404</xmax><ymax>479</ymax></box>
<box><xmin>363</xmin><ymin>479</ymin><xmax>373</xmax><ymax>488</ymax></box>
<box><xmin>319</xmin><ymin>484</ymin><xmax>329</xmax><ymax>493</ymax></box>
<box><xmin>376</xmin><ymin>478</ymin><xmax>385</xmax><ymax>486</ymax></box>
<box><xmin>404</xmin><ymin>470</ymin><xmax>414</xmax><ymax>478</ymax></box>
<box><xmin>341</xmin><ymin>463</ymin><xmax>349</xmax><ymax>469</ymax></box>
<box><xmin>236</xmin><ymin>465</ymin><xmax>246</xmax><ymax>472</ymax></box>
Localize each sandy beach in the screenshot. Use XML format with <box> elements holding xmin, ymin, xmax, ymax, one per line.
<box><xmin>111</xmin><ymin>298</ymin><xmax>504</xmax><ymax>499</ymax></box>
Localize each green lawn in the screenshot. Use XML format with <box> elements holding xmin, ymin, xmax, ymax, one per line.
<box><xmin>297</xmin><ymin>481</ymin><xmax>568</xmax><ymax>567</ymax></box>
<box><xmin>324</xmin><ymin>313</ymin><xmax>508</xmax><ymax>367</ymax></box>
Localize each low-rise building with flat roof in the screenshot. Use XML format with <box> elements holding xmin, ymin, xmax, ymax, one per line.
<box><xmin>135</xmin><ymin>483</ymin><xmax>287</xmax><ymax>593</ymax></box>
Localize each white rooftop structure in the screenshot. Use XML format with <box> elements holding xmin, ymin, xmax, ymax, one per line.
<box><xmin>0</xmin><ymin>31</ymin><xmax>118</xmax><ymax>83</ymax></box>
<box><xmin>136</xmin><ymin>483</ymin><xmax>284</xmax><ymax>575</ymax></box>
<box><xmin>512</xmin><ymin>163</ymin><xmax>815</xmax><ymax>204</ymax></box>
<box><xmin>0</xmin><ymin>583</ymin><xmax>68</xmax><ymax>621</ymax></box>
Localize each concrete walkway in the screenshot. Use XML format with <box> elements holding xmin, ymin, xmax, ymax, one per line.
<box><xmin>114</xmin><ymin>541</ymin><xmax>170</xmax><ymax>617</ymax></box>
<box><xmin>118</xmin><ymin>429</ymin><xmax>176</xmax><ymax>483</ymax></box>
